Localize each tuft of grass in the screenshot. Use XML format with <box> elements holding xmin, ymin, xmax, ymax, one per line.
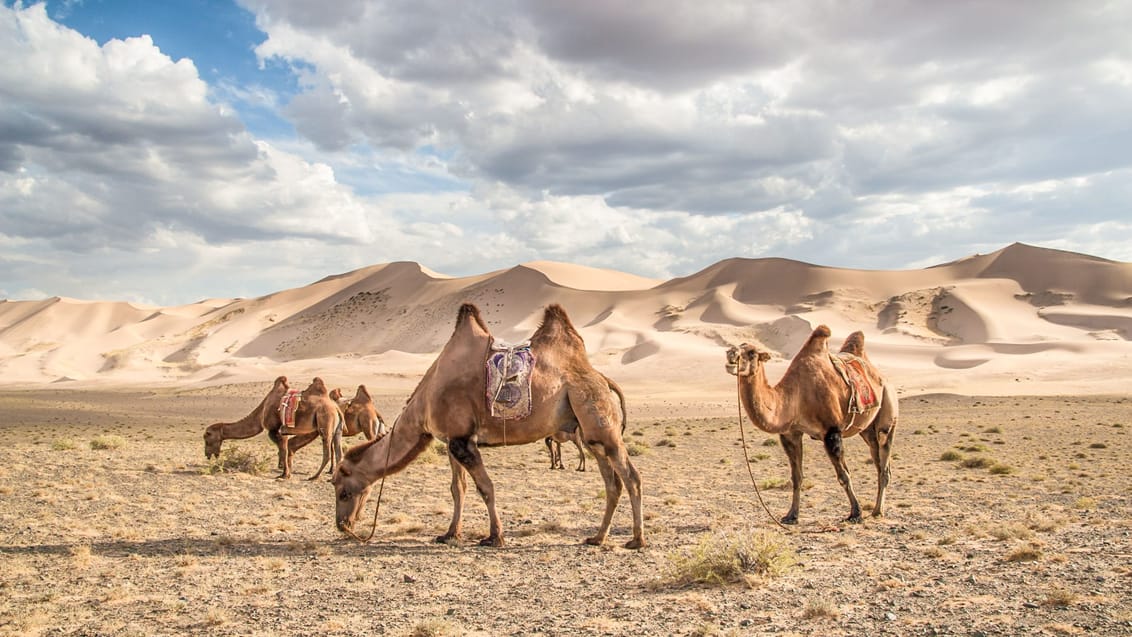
<box><xmin>416</xmin><ymin>440</ymin><xmax>448</xmax><ymax>464</ymax></box>
<box><xmin>52</xmin><ymin>438</ymin><xmax>79</xmax><ymax>451</ymax></box>
<box><xmin>761</xmin><ymin>438</ymin><xmax>779</xmax><ymax>447</ymax></box>
<box><xmin>989</xmin><ymin>522</ymin><xmax>1033</xmax><ymax>541</ymax></box>
<box><xmin>1088</xmin><ymin>442</ymin><xmax>1107</xmax><ymax>449</ymax></box>
<box><xmin>758</xmin><ymin>477</ymin><xmax>790</xmax><ymax>490</ymax></box>
<box><xmin>984</xmin><ymin>426</ymin><xmax>1002</xmax><ymax>434</ymax></box>
<box><xmin>939</xmin><ymin>450</ymin><xmax>963</xmax><ymax>462</ymax></box>
<box><xmin>961</xmin><ymin>456</ymin><xmax>995</xmax><ymax>469</ymax></box>
<box><xmin>1004</xmin><ymin>543</ymin><xmax>1043</xmax><ymax>562</ymax></box>
<box><xmin>1073</xmin><ymin>496</ymin><xmax>1097</xmax><ymax>510</ymax></box>
<box><xmin>989</xmin><ymin>463</ymin><xmax>1015</xmax><ymax>475</ymax></box>
<box><xmin>200</xmin><ymin>447</ymin><xmax>271</xmax><ymax>475</ymax></box>
<box><xmin>90</xmin><ymin>435</ymin><xmax>125</xmax><ymax>450</ymax></box>
<box><xmin>801</xmin><ymin>598</ymin><xmax>840</xmax><ymax>619</ymax></box>
<box><xmin>1042</xmin><ymin>586</ymin><xmax>1077</xmax><ymax>607</ymax></box>
<box><xmin>661</xmin><ymin>530</ymin><xmax>795</xmax><ymax>588</ymax></box>
<box><xmin>626</xmin><ymin>441</ymin><xmax>650</xmax><ymax>456</ymax></box>
<box><xmin>407</xmin><ymin>619</ymin><xmax>460</xmax><ymax>637</ymax></box>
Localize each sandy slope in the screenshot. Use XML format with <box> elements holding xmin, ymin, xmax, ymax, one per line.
<box><xmin>1</xmin><ymin>243</ymin><xmax>1130</xmax><ymax>397</ymax></box>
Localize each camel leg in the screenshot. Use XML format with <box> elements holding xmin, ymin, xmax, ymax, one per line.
<box><xmin>572</xmin><ymin>436</ymin><xmax>586</xmax><ymax>472</ymax></box>
<box><xmin>437</xmin><ymin>454</ymin><xmax>467</xmax><ymax>544</ymax></box>
<box><xmin>277</xmin><ymin>436</ymin><xmax>292</xmax><ymax>479</ymax></box>
<box><xmin>604</xmin><ymin>446</ymin><xmax>643</xmax><ymax>549</ymax></box>
<box><xmin>279</xmin><ymin>432</ymin><xmax>318</xmax><ymax>480</ymax></box>
<box><xmin>779</xmin><ymin>432</ymin><xmax>804</xmax><ymax>524</ymax></box>
<box><xmin>864</xmin><ymin>387</ymin><xmax>898</xmax><ymax>516</ymax></box>
<box><xmin>545</xmin><ymin>437</ymin><xmax>562</xmax><ymax>470</ymax></box>
<box><xmin>823</xmin><ymin>427</ymin><xmax>862</xmax><ymax>523</ymax></box>
<box><xmin>583</xmin><ymin>448</ymin><xmax>623</xmax><ymax>546</ymax></box>
<box><xmin>448</xmin><ymin>437</ymin><xmax>504</xmax><ymax>547</ymax></box>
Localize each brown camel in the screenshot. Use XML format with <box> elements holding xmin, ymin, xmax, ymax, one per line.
<box><xmin>724</xmin><ymin>326</ymin><xmax>897</xmax><ymax>524</ymax></box>
<box><xmin>203</xmin><ymin>375</ymin><xmax>294</xmax><ymax>459</ymax></box>
<box><xmin>546</xmin><ymin>425</ymin><xmax>586</xmax><ymax>471</ymax></box>
<box><xmin>333</xmin><ymin>303</ymin><xmax>645</xmax><ymax>548</ymax></box>
<box><xmin>280</xmin><ymin>377</ymin><xmax>345</xmax><ymax>480</ymax></box>
<box><xmin>331</xmin><ymin>385</ymin><xmax>386</xmax><ymax>440</ymax></box>
<box><xmin>201</xmin><ymin>374</ymin><xmax>323</xmax><ymax>476</ymax></box>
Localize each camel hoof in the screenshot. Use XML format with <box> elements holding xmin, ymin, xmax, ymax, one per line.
<box><xmin>623</xmin><ymin>538</ymin><xmax>644</xmax><ymax>550</ymax></box>
<box><xmin>780</xmin><ymin>515</ymin><xmax>798</xmax><ymax>525</ymax></box>
<box><xmin>846</xmin><ymin>514</ymin><xmax>863</xmax><ymax>524</ymax></box>
<box><xmin>479</xmin><ymin>536</ymin><xmax>504</xmax><ymax>547</ymax></box>
<box><xmin>584</xmin><ymin>536</ymin><xmax>604</xmax><ymax>546</ymax></box>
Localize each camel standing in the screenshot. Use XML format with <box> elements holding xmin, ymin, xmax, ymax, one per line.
<box><xmin>724</xmin><ymin>326</ymin><xmax>897</xmax><ymax>524</ymax></box>
<box><xmin>545</xmin><ymin>426</ymin><xmax>586</xmax><ymax>471</ymax></box>
<box><xmin>332</xmin><ymin>384</ymin><xmax>387</xmax><ymax>440</ymax></box>
<box><xmin>280</xmin><ymin>377</ymin><xmax>345</xmax><ymax>480</ymax></box>
<box><xmin>333</xmin><ymin>303</ymin><xmax>644</xmax><ymax>548</ymax></box>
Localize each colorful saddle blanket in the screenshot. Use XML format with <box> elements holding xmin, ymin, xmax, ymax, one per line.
<box><xmin>830</xmin><ymin>353</ymin><xmax>878</xmax><ymax>415</ymax></box>
<box><xmin>279</xmin><ymin>389</ymin><xmax>302</xmax><ymax>427</ymax></box>
<box><xmin>486</xmin><ymin>340</ymin><xmax>535</xmax><ymax>420</ymax></box>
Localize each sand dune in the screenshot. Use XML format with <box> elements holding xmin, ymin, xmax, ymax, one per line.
<box><xmin>2</xmin><ymin>243</ymin><xmax>1131</xmax><ymax>397</ymax></box>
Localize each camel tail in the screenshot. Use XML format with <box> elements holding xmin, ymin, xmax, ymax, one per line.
<box><xmin>839</xmin><ymin>331</ymin><xmax>866</xmax><ymax>357</ymax></box>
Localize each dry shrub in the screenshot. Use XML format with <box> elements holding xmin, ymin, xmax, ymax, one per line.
<box><xmin>961</xmin><ymin>456</ymin><xmax>995</xmax><ymax>469</ymax></box>
<box><xmin>989</xmin><ymin>463</ymin><xmax>1015</xmax><ymax>475</ymax></box>
<box><xmin>90</xmin><ymin>435</ymin><xmax>125</xmax><ymax>450</ymax></box>
<box><xmin>1073</xmin><ymin>497</ymin><xmax>1097</xmax><ymax>510</ymax></box>
<box><xmin>407</xmin><ymin>619</ymin><xmax>460</xmax><ymax>636</ymax></box>
<box><xmin>801</xmin><ymin>598</ymin><xmax>840</xmax><ymax>619</ymax></box>
<box><xmin>1004</xmin><ymin>543</ymin><xmax>1043</xmax><ymax>562</ymax></box>
<box><xmin>626</xmin><ymin>441</ymin><xmax>650</xmax><ymax>456</ymax></box>
<box><xmin>989</xmin><ymin>522</ymin><xmax>1033</xmax><ymax>541</ymax></box>
<box><xmin>939</xmin><ymin>450</ymin><xmax>963</xmax><ymax>461</ymax></box>
<box><xmin>201</xmin><ymin>447</ymin><xmax>271</xmax><ymax>475</ymax></box>
<box><xmin>661</xmin><ymin>530</ymin><xmax>795</xmax><ymax>588</ymax></box>
<box><xmin>415</xmin><ymin>440</ymin><xmax>449</xmax><ymax>464</ymax></box>
<box><xmin>1042</xmin><ymin>586</ymin><xmax>1077</xmax><ymax>607</ymax></box>
<box><xmin>52</xmin><ymin>438</ymin><xmax>79</xmax><ymax>450</ymax></box>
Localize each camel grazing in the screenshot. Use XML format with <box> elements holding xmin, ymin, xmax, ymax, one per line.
<box><xmin>333</xmin><ymin>303</ymin><xmax>645</xmax><ymax>548</ymax></box>
<box><xmin>546</xmin><ymin>425</ymin><xmax>586</xmax><ymax>471</ymax></box>
<box><xmin>724</xmin><ymin>326</ymin><xmax>897</xmax><ymax>524</ymax></box>
<box><xmin>201</xmin><ymin>375</ymin><xmax>324</xmax><ymax>475</ymax></box>
<box><xmin>331</xmin><ymin>385</ymin><xmax>387</xmax><ymax>440</ymax></box>
<box><xmin>204</xmin><ymin>375</ymin><xmax>294</xmax><ymax>459</ymax></box>
<box><xmin>280</xmin><ymin>377</ymin><xmax>346</xmax><ymax>480</ymax></box>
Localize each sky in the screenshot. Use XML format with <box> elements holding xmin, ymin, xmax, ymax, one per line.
<box><xmin>2</xmin><ymin>0</ymin><xmax>1131</xmax><ymax>306</ymax></box>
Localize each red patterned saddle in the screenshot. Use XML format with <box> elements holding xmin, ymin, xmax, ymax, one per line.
<box><xmin>830</xmin><ymin>353</ymin><xmax>878</xmax><ymax>415</ymax></box>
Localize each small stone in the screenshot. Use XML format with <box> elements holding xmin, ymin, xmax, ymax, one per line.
<box><xmin>885</xmin><ymin>612</ymin><xmax>897</xmax><ymax>621</ymax></box>
<box><xmin>1023</xmin><ymin>602</ymin><xmax>1039</xmax><ymax>609</ymax></box>
<box><xmin>403</xmin><ymin>574</ymin><xmax>416</xmax><ymax>583</ymax></box>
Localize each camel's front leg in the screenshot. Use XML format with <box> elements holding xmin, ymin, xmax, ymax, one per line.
<box><xmin>823</xmin><ymin>427</ymin><xmax>862</xmax><ymax>523</ymax></box>
<box><xmin>779</xmin><ymin>432</ymin><xmax>804</xmax><ymax>524</ymax></box>
<box><xmin>448</xmin><ymin>438</ymin><xmax>503</xmax><ymax>547</ymax></box>
<box><xmin>437</xmin><ymin>454</ymin><xmax>467</xmax><ymax>544</ymax></box>
<box><xmin>277</xmin><ymin>436</ymin><xmax>293</xmax><ymax>480</ymax></box>
<box><xmin>863</xmin><ymin>387</ymin><xmax>898</xmax><ymax>516</ymax></box>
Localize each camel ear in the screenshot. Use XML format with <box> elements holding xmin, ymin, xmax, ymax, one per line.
<box><xmin>758</xmin><ymin>352</ymin><xmax>771</xmax><ymax>362</ymax></box>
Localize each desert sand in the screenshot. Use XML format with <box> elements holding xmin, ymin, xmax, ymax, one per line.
<box><xmin>0</xmin><ymin>242</ymin><xmax>1130</xmax><ymax>635</ymax></box>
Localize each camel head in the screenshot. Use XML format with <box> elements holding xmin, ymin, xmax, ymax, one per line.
<box><xmin>329</xmin><ymin>388</ymin><xmax>343</xmax><ymax>402</ymax></box>
<box><xmin>724</xmin><ymin>343</ymin><xmax>771</xmax><ymax>377</ymax></box>
<box><xmin>203</xmin><ymin>423</ymin><xmax>224</xmax><ymax>459</ymax></box>
<box><xmin>331</xmin><ymin>459</ymin><xmax>373</xmax><ymax>534</ymax></box>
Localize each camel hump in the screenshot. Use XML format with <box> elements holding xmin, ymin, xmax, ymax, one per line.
<box><xmin>455</xmin><ymin>302</ymin><xmax>490</xmax><ymax>333</ymax></box>
<box><xmin>274</xmin><ymin>375</ymin><xmax>288</xmax><ymax>388</ymax></box>
<box><xmin>839</xmin><ymin>331</ymin><xmax>866</xmax><ymax>357</ymax></box>
<box><xmin>355</xmin><ymin>384</ymin><xmax>371</xmax><ymax>400</ymax></box>
<box><xmin>310</xmin><ymin>377</ymin><xmax>329</xmax><ymax>394</ymax></box>
<box><xmin>798</xmin><ymin>325</ymin><xmax>832</xmax><ymax>356</ymax></box>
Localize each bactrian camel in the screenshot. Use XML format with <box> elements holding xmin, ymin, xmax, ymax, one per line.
<box><xmin>280</xmin><ymin>377</ymin><xmax>345</xmax><ymax>480</ymax></box>
<box><xmin>546</xmin><ymin>425</ymin><xmax>586</xmax><ymax>471</ymax></box>
<box><xmin>333</xmin><ymin>303</ymin><xmax>645</xmax><ymax>548</ymax></box>
<box><xmin>724</xmin><ymin>326</ymin><xmax>897</xmax><ymax>524</ymax></box>
<box><xmin>202</xmin><ymin>375</ymin><xmax>322</xmax><ymax>475</ymax></box>
<box><xmin>331</xmin><ymin>385</ymin><xmax>387</xmax><ymax>440</ymax></box>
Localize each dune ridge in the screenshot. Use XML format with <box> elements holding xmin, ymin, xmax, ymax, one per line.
<box><xmin>1</xmin><ymin>243</ymin><xmax>1130</xmax><ymax>397</ymax></box>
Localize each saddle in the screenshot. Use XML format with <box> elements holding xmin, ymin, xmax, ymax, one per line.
<box><xmin>485</xmin><ymin>340</ymin><xmax>535</xmax><ymax>420</ymax></box>
<box><xmin>278</xmin><ymin>389</ymin><xmax>315</xmax><ymax>435</ymax></box>
<box><xmin>830</xmin><ymin>353</ymin><xmax>879</xmax><ymax>415</ymax></box>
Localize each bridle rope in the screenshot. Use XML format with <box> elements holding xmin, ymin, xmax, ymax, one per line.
<box><xmin>735</xmin><ymin>370</ymin><xmax>791</xmax><ymax>533</ymax></box>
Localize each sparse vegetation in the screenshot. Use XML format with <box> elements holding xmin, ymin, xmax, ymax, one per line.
<box><xmin>90</xmin><ymin>435</ymin><xmax>125</xmax><ymax>450</ymax></box>
<box><xmin>940</xmin><ymin>450</ymin><xmax>963</xmax><ymax>461</ymax></box>
<box><xmin>661</xmin><ymin>531</ymin><xmax>795</xmax><ymax>588</ymax></box>
<box><xmin>200</xmin><ymin>446</ymin><xmax>271</xmax><ymax>475</ymax></box>
<box><xmin>961</xmin><ymin>456</ymin><xmax>995</xmax><ymax>469</ymax></box>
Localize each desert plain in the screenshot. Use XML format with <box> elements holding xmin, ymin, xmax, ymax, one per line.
<box><xmin>1</xmin><ymin>243</ymin><xmax>1131</xmax><ymax>636</ymax></box>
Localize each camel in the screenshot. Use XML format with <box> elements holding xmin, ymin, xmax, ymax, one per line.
<box><xmin>724</xmin><ymin>326</ymin><xmax>897</xmax><ymax>524</ymax></box>
<box><xmin>331</xmin><ymin>385</ymin><xmax>387</xmax><ymax>440</ymax></box>
<box><xmin>203</xmin><ymin>375</ymin><xmax>295</xmax><ymax>459</ymax></box>
<box><xmin>280</xmin><ymin>377</ymin><xmax>346</xmax><ymax>480</ymax></box>
<box><xmin>333</xmin><ymin>303</ymin><xmax>645</xmax><ymax>548</ymax></box>
<box><xmin>545</xmin><ymin>425</ymin><xmax>586</xmax><ymax>471</ymax></box>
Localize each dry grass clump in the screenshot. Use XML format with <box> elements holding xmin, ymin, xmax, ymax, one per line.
<box><xmin>52</xmin><ymin>438</ymin><xmax>80</xmax><ymax>450</ymax></box>
<box><xmin>801</xmin><ymin>598</ymin><xmax>840</xmax><ymax>619</ymax></box>
<box><xmin>989</xmin><ymin>522</ymin><xmax>1033</xmax><ymax>541</ymax></box>
<box><xmin>90</xmin><ymin>434</ymin><xmax>125</xmax><ymax>450</ymax></box>
<box><xmin>415</xmin><ymin>440</ymin><xmax>449</xmax><ymax>464</ymax></box>
<box><xmin>625</xmin><ymin>441</ymin><xmax>650</xmax><ymax>456</ymax></box>
<box><xmin>407</xmin><ymin>619</ymin><xmax>460</xmax><ymax>636</ymax></box>
<box><xmin>939</xmin><ymin>450</ymin><xmax>963</xmax><ymax>461</ymax></box>
<box><xmin>961</xmin><ymin>456</ymin><xmax>995</xmax><ymax>469</ymax></box>
<box><xmin>1042</xmin><ymin>586</ymin><xmax>1078</xmax><ymax>607</ymax></box>
<box><xmin>200</xmin><ymin>447</ymin><xmax>271</xmax><ymax>475</ymax></box>
<box><xmin>661</xmin><ymin>530</ymin><xmax>795</xmax><ymax>588</ymax></box>
<box><xmin>1004</xmin><ymin>543</ymin><xmax>1043</xmax><ymax>562</ymax></box>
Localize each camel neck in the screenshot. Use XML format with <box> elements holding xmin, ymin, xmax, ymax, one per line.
<box><xmin>356</xmin><ymin>414</ymin><xmax>434</xmax><ymax>485</ymax></box>
<box><xmin>737</xmin><ymin>366</ymin><xmax>792</xmax><ymax>434</ymax></box>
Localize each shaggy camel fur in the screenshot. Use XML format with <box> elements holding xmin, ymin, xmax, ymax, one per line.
<box><xmin>280</xmin><ymin>377</ymin><xmax>345</xmax><ymax>480</ymax></box>
<box><xmin>331</xmin><ymin>385</ymin><xmax>387</xmax><ymax>440</ymax></box>
<box><xmin>725</xmin><ymin>326</ymin><xmax>897</xmax><ymax>524</ymax></box>
<box><xmin>333</xmin><ymin>303</ymin><xmax>645</xmax><ymax>548</ymax></box>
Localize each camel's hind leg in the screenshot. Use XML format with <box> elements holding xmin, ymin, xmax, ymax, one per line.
<box><xmin>779</xmin><ymin>432</ymin><xmax>804</xmax><ymax>524</ymax></box>
<box><xmin>545</xmin><ymin>437</ymin><xmax>563</xmax><ymax>470</ymax></box>
<box><xmin>862</xmin><ymin>386</ymin><xmax>898</xmax><ymax>516</ymax></box>
<box><xmin>571</xmin><ymin>435</ymin><xmax>586</xmax><ymax>472</ymax></box>
<box><xmin>823</xmin><ymin>427</ymin><xmax>862</xmax><ymax>523</ymax></box>
<box><xmin>438</xmin><ymin>454</ymin><xmax>467</xmax><ymax>544</ymax></box>
<box><xmin>448</xmin><ymin>437</ymin><xmax>504</xmax><ymax>547</ymax></box>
